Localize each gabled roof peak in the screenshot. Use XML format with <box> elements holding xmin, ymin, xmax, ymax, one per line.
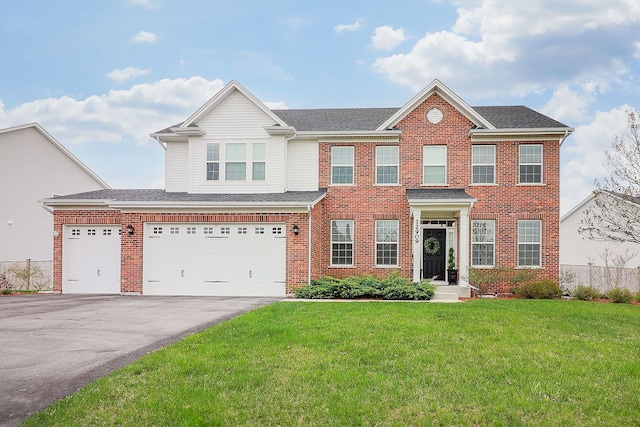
<box><xmin>376</xmin><ymin>79</ymin><xmax>495</xmax><ymax>131</ymax></box>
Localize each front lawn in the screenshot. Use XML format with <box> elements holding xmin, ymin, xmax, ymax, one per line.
<box><xmin>24</xmin><ymin>300</ymin><xmax>640</xmax><ymax>426</ymax></box>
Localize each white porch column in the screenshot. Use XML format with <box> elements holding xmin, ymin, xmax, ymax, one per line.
<box><xmin>412</xmin><ymin>209</ymin><xmax>422</xmax><ymax>283</ymax></box>
<box><xmin>458</xmin><ymin>207</ymin><xmax>470</xmax><ymax>287</ymax></box>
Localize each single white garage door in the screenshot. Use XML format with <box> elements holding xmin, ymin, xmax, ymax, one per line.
<box><xmin>62</xmin><ymin>225</ymin><xmax>121</xmax><ymax>294</ymax></box>
<box><xmin>143</xmin><ymin>223</ymin><xmax>286</xmax><ymax>296</ymax></box>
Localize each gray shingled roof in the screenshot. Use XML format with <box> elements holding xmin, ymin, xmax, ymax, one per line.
<box><xmin>406</xmin><ymin>188</ymin><xmax>475</xmax><ymax>201</ymax></box>
<box><xmin>272</xmin><ymin>108</ymin><xmax>399</xmax><ymax>132</ymax></box>
<box><xmin>155</xmin><ymin>105</ymin><xmax>569</xmax><ymax>135</ymax></box>
<box><xmin>47</xmin><ymin>189</ymin><xmax>327</xmax><ymax>204</ymax></box>
<box><xmin>472</xmin><ymin>106</ymin><xmax>569</xmax><ymax>129</ymax></box>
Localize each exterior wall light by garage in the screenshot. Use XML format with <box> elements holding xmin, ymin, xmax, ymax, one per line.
<box><xmin>126</xmin><ymin>225</ymin><xmax>135</xmax><ymax>236</ymax></box>
<box><xmin>292</xmin><ymin>224</ymin><xmax>300</xmax><ymax>236</ymax></box>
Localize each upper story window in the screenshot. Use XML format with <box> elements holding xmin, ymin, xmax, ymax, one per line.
<box><xmin>331</xmin><ymin>220</ymin><xmax>354</xmax><ymax>265</ymax></box>
<box><xmin>518</xmin><ymin>220</ymin><xmax>541</xmax><ymax>267</ymax></box>
<box><xmin>472</xmin><ymin>145</ymin><xmax>496</xmax><ymax>184</ymax></box>
<box><xmin>376</xmin><ymin>146</ymin><xmax>399</xmax><ymax>185</ymax></box>
<box><xmin>519</xmin><ymin>144</ymin><xmax>542</xmax><ymax>184</ymax></box>
<box><xmin>252</xmin><ymin>143</ymin><xmax>266</xmax><ymax>180</ymax></box>
<box><xmin>423</xmin><ymin>146</ymin><xmax>447</xmax><ymax>185</ymax></box>
<box><xmin>331</xmin><ymin>146</ymin><xmax>354</xmax><ymax>185</ymax></box>
<box><xmin>206</xmin><ymin>142</ymin><xmax>266</xmax><ymax>182</ymax></box>
<box><xmin>471</xmin><ymin>220</ymin><xmax>495</xmax><ymax>267</ymax></box>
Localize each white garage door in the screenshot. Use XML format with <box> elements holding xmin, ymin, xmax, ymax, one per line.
<box><xmin>62</xmin><ymin>225</ymin><xmax>121</xmax><ymax>294</ymax></box>
<box><xmin>143</xmin><ymin>223</ymin><xmax>286</xmax><ymax>296</ymax></box>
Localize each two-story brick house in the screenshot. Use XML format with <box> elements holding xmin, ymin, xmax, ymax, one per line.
<box><xmin>43</xmin><ymin>79</ymin><xmax>572</xmax><ymax>296</ymax></box>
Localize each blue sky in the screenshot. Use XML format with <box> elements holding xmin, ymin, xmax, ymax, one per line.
<box><xmin>1</xmin><ymin>0</ymin><xmax>639</xmax><ymax>214</ymax></box>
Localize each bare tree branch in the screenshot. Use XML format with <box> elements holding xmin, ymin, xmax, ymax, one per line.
<box><xmin>579</xmin><ymin>110</ymin><xmax>640</xmax><ymax>244</ymax></box>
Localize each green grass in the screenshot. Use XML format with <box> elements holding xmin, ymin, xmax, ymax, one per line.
<box><xmin>24</xmin><ymin>300</ymin><xmax>640</xmax><ymax>426</ymax></box>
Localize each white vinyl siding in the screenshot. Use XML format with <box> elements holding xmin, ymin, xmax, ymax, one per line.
<box><xmin>518</xmin><ymin>220</ymin><xmax>542</xmax><ymax>267</ymax></box>
<box><xmin>423</xmin><ymin>146</ymin><xmax>447</xmax><ymax>185</ymax></box>
<box><xmin>471</xmin><ymin>220</ymin><xmax>495</xmax><ymax>267</ymax></box>
<box><xmin>166</xmin><ymin>142</ymin><xmax>189</xmax><ymax>192</ymax></box>
<box><xmin>286</xmin><ymin>140</ymin><xmax>319</xmax><ymax>191</ymax></box>
<box><xmin>519</xmin><ymin>145</ymin><xmax>543</xmax><ymax>184</ymax></box>
<box><xmin>184</xmin><ymin>90</ymin><xmax>286</xmax><ymax>194</ymax></box>
<box><xmin>472</xmin><ymin>145</ymin><xmax>495</xmax><ymax>184</ymax></box>
<box><xmin>376</xmin><ymin>146</ymin><xmax>399</xmax><ymax>185</ymax></box>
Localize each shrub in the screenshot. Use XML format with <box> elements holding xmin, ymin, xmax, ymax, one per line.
<box><xmin>634</xmin><ymin>291</ymin><xmax>640</xmax><ymax>303</ymax></box>
<box><xmin>517</xmin><ymin>279</ymin><xmax>562</xmax><ymax>299</ymax></box>
<box><xmin>294</xmin><ymin>273</ymin><xmax>435</xmax><ymax>300</ymax></box>
<box><xmin>605</xmin><ymin>287</ymin><xmax>633</xmax><ymax>303</ymax></box>
<box><xmin>571</xmin><ymin>285</ymin><xmax>601</xmax><ymax>301</ymax></box>
<box><xmin>0</xmin><ymin>272</ymin><xmax>13</xmax><ymax>294</ymax></box>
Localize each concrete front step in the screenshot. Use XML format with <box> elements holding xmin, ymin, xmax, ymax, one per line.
<box><xmin>431</xmin><ymin>285</ymin><xmax>471</xmax><ymax>302</ymax></box>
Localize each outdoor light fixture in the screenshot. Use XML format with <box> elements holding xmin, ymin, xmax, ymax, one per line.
<box><xmin>292</xmin><ymin>224</ymin><xmax>300</xmax><ymax>236</ymax></box>
<box><xmin>126</xmin><ymin>225</ymin><xmax>135</xmax><ymax>236</ymax></box>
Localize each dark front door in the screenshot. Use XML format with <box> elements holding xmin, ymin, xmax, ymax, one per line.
<box><xmin>423</xmin><ymin>229</ymin><xmax>446</xmax><ymax>280</ymax></box>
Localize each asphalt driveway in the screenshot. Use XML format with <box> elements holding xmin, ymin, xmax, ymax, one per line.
<box><xmin>0</xmin><ymin>293</ymin><xmax>279</xmax><ymax>427</ymax></box>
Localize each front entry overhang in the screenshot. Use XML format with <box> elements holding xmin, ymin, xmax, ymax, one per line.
<box><xmin>407</xmin><ymin>189</ymin><xmax>476</xmax><ymax>286</ymax></box>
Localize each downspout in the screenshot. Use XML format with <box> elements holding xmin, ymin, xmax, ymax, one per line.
<box><xmin>307</xmin><ymin>203</ymin><xmax>312</xmax><ymax>286</ymax></box>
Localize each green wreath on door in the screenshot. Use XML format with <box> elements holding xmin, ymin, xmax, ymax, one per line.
<box><xmin>424</xmin><ymin>237</ymin><xmax>440</xmax><ymax>255</ymax></box>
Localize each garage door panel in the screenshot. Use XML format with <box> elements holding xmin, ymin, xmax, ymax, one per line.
<box><xmin>143</xmin><ymin>223</ymin><xmax>286</xmax><ymax>296</ymax></box>
<box><xmin>63</xmin><ymin>226</ymin><xmax>121</xmax><ymax>294</ymax></box>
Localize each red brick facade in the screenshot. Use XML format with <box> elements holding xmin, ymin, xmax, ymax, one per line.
<box><xmin>48</xmin><ymin>85</ymin><xmax>565</xmax><ymax>296</ymax></box>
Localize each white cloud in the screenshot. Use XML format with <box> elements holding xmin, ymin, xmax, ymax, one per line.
<box><xmin>127</xmin><ymin>0</ymin><xmax>157</xmax><ymax>9</ymax></box>
<box><xmin>264</xmin><ymin>101</ymin><xmax>288</xmax><ymax>110</ymax></box>
<box><xmin>373</xmin><ymin>0</ymin><xmax>640</xmax><ymax>98</ymax></box>
<box><xmin>371</xmin><ymin>26</ymin><xmax>409</xmax><ymax>50</ymax></box>
<box><xmin>334</xmin><ymin>19</ymin><xmax>364</xmax><ymax>33</ymax></box>
<box><xmin>132</xmin><ymin>30</ymin><xmax>157</xmax><ymax>44</ymax></box>
<box><xmin>107</xmin><ymin>67</ymin><xmax>150</xmax><ymax>84</ymax></box>
<box><xmin>0</xmin><ymin>76</ymin><xmax>225</xmax><ymax>146</ymax></box>
<box><xmin>561</xmin><ymin>105</ymin><xmax>634</xmax><ymax>214</ymax></box>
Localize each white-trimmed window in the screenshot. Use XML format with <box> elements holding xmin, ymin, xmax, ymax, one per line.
<box><xmin>225</xmin><ymin>143</ymin><xmax>246</xmax><ymax>180</ymax></box>
<box><xmin>252</xmin><ymin>143</ymin><xmax>266</xmax><ymax>180</ymax></box>
<box><xmin>331</xmin><ymin>220</ymin><xmax>354</xmax><ymax>265</ymax></box>
<box><xmin>376</xmin><ymin>220</ymin><xmax>398</xmax><ymax>266</ymax></box>
<box><xmin>376</xmin><ymin>146</ymin><xmax>399</xmax><ymax>184</ymax></box>
<box><xmin>518</xmin><ymin>220</ymin><xmax>541</xmax><ymax>267</ymax></box>
<box><xmin>331</xmin><ymin>146</ymin><xmax>354</xmax><ymax>185</ymax></box>
<box><xmin>206</xmin><ymin>143</ymin><xmax>220</xmax><ymax>181</ymax></box>
<box><xmin>519</xmin><ymin>145</ymin><xmax>543</xmax><ymax>184</ymax></box>
<box><xmin>207</xmin><ymin>142</ymin><xmax>266</xmax><ymax>182</ymax></box>
<box><xmin>423</xmin><ymin>146</ymin><xmax>447</xmax><ymax>185</ymax></box>
<box><xmin>472</xmin><ymin>145</ymin><xmax>495</xmax><ymax>184</ymax></box>
<box><xmin>471</xmin><ymin>220</ymin><xmax>495</xmax><ymax>267</ymax></box>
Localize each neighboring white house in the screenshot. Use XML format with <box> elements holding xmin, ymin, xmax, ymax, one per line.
<box><xmin>0</xmin><ymin>123</ymin><xmax>109</xmax><ymax>263</ymax></box>
<box><xmin>560</xmin><ymin>192</ymin><xmax>640</xmax><ymax>268</ymax></box>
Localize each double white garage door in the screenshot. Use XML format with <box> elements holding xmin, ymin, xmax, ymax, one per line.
<box><xmin>63</xmin><ymin>223</ymin><xmax>287</xmax><ymax>296</ymax></box>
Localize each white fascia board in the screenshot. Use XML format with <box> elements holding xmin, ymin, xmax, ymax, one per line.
<box><xmin>377</xmin><ymin>79</ymin><xmax>494</xmax><ymax>131</ymax></box>
<box><xmin>181</xmin><ymin>80</ymin><xmax>288</xmax><ymax>128</ymax></box>
<box><xmin>264</xmin><ymin>126</ymin><xmax>296</xmax><ymax>137</ymax></box>
<box><xmin>407</xmin><ymin>198</ymin><xmax>477</xmax><ymax>207</ymax></box>
<box><xmin>170</xmin><ymin>126</ymin><xmax>206</xmax><ymax>136</ymax></box>
<box><xmin>471</xmin><ymin>127</ymin><xmax>574</xmax><ymax>138</ymax></box>
<box><xmin>560</xmin><ymin>192</ymin><xmax>595</xmax><ymax>223</ymax></box>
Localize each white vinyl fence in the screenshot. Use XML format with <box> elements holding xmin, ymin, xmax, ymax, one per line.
<box><xmin>560</xmin><ymin>264</ymin><xmax>640</xmax><ymax>294</ymax></box>
<box><xmin>0</xmin><ymin>259</ymin><xmax>53</xmax><ymax>291</ymax></box>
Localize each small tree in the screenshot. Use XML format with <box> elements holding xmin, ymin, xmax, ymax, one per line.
<box><xmin>580</xmin><ymin>110</ymin><xmax>640</xmax><ymax>244</ymax></box>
